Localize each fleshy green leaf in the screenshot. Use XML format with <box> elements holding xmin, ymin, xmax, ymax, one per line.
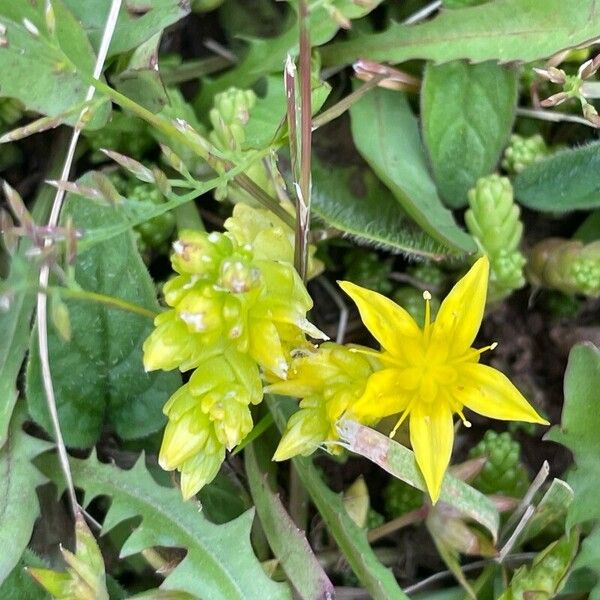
<box><xmin>39</xmin><ymin>451</ymin><xmax>290</xmax><ymax>600</ymax></box>
<box><xmin>26</xmin><ymin>183</ymin><xmax>181</xmax><ymax>447</ymax></box>
<box><xmin>0</xmin><ymin>408</ymin><xmax>51</xmax><ymax>585</ymax></box>
<box><xmin>514</xmin><ymin>142</ymin><xmax>600</xmax><ymax>212</ymax></box>
<box><xmin>311</xmin><ymin>158</ymin><xmax>450</xmax><ymax>260</ymax></box>
<box><xmin>337</xmin><ymin>419</ymin><xmax>500</xmax><ymax>542</ymax></box>
<box><xmin>321</xmin><ymin>0</ymin><xmax>600</xmax><ymax>67</ymax></box>
<box><xmin>422</xmin><ymin>61</ymin><xmax>517</xmax><ymax>208</ymax></box>
<box><xmin>267</xmin><ymin>396</ymin><xmax>409</xmax><ymax>600</ymax></box>
<box><xmin>350</xmin><ymin>88</ymin><xmax>476</xmax><ymax>254</ymax></box>
<box><xmin>245</xmin><ymin>443</ymin><xmax>334</xmax><ymax>600</ymax></box>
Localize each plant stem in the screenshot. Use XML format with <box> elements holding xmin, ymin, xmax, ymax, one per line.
<box><xmin>36</xmin><ymin>0</ymin><xmax>122</xmax><ymax>518</ymax></box>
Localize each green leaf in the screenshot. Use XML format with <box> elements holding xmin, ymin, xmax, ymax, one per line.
<box><xmin>0</xmin><ymin>166</ymin><xmax>57</xmax><ymax>447</ymax></box>
<box><xmin>63</xmin><ymin>0</ymin><xmax>190</xmax><ymax>57</ymax></box>
<box><xmin>111</xmin><ymin>33</ymin><xmax>168</xmax><ymax>113</ymax></box>
<box><xmin>350</xmin><ymin>88</ymin><xmax>476</xmax><ymax>254</ymax></box>
<box><xmin>243</xmin><ymin>75</ymin><xmax>331</xmax><ymax>150</ymax></box>
<box><xmin>547</xmin><ymin>345</ymin><xmax>600</xmax><ymax>503</ymax></box>
<box><xmin>195</xmin><ymin>0</ymin><xmax>383</xmax><ymax>113</ymax></box>
<box><xmin>39</xmin><ymin>451</ymin><xmax>290</xmax><ymax>600</ymax></box>
<box><xmin>514</xmin><ymin>142</ymin><xmax>600</xmax><ymax>212</ymax></box>
<box><xmin>321</xmin><ymin>0</ymin><xmax>600</xmax><ymax>67</ymax></box>
<box><xmin>26</xmin><ymin>183</ymin><xmax>181</xmax><ymax>447</ymax></box>
<box><xmin>311</xmin><ymin>158</ymin><xmax>450</xmax><ymax>260</ymax></box>
<box><xmin>422</xmin><ymin>61</ymin><xmax>517</xmax><ymax>208</ymax></box>
<box><xmin>0</xmin><ymin>408</ymin><xmax>51</xmax><ymax>585</ymax></box>
<box><xmin>0</xmin><ymin>0</ymin><xmax>110</xmax><ymax>124</ymax></box>
<box><xmin>267</xmin><ymin>396</ymin><xmax>409</xmax><ymax>600</ymax></box>
<box><xmin>545</xmin><ymin>343</ymin><xmax>600</xmax><ymax>599</ymax></box>
<box><xmin>245</xmin><ymin>443</ymin><xmax>334</xmax><ymax>600</ymax></box>
<box><xmin>0</xmin><ymin>549</ymin><xmax>49</xmax><ymax>599</ymax></box>
<box><xmin>337</xmin><ymin>419</ymin><xmax>500</xmax><ymax>541</ymax></box>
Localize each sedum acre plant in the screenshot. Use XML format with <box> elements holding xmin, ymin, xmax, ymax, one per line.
<box><xmin>338</xmin><ymin>257</ymin><xmax>548</xmax><ymax>502</ymax></box>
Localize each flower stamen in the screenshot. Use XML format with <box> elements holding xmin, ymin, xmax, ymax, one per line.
<box><xmin>422</xmin><ymin>290</ymin><xmax>432</xmax><ymax>341</ymax></box>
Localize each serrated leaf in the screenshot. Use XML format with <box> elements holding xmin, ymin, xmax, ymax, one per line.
<box><xmin>195</xmin><ymin>0</ymin><xmax>383</xmax><ymax>113</ymax></box>
<box><xmin>39</xmin><ymin>451</ymin><xmax>290</xmax><ymax>600</ymax></box>
<box><xmin>26</xmin><ymin>181</ymin><xmax>181</xmax><ymax>447</ymax></box>
<box><xmin>422</xmin><ymin>61</ymin><xmax>517</xmax><ymax>208</ymax></box>
<box><xmin>546</xmin><ymin>343</ymin><xmax>600</xmax><ymax>527</ymax></box>
<box><xmin>267</xmin><ymin>396</ymin><xmax>409</xmax><ymax>600</ymax></box>
<box><xmin>514</xmin><ymin>142</ymin><xmax>600</xmax><ymax>212</ymax></box>
<box><xmin>321</xmin><ymin>0</ymin><xmax>600</xmax><ymax>67</ymax></box>
<box><xmin>245</xmin><ymin>443</ymin><xmax>334</xmax><ymax>600</ymax></box>
<box><xmin>337</xmin><ymin>419</ymin><xmax>500</xmax><ymax>542</ymax></box>
<box><xmin>350</xmin><ymin>88</ymin><xmax>476</xmax><ymax>254</ymax></box>
<box><xmin>311</xmin><ymin>157</ymin><xmax>449</xmax><ymax>260</ymax></box>
<box><xmin>545</xmin><ymin>343</ymin><xmax>600</xmax><ymax>599</ymax></box>
<box><xmin>0</xmin><ymin>0</ymin><xmax>111</xmax><ymax>126</ymax></box>
<box><xmin>0</xmin><ymin>408</ymin><xmax>51</xmax><ymax>585</ymax></box>
<box><xmin>0</xmin><ymin>549</ymin><xmax>49</xmax><ymax>599</ymax></box>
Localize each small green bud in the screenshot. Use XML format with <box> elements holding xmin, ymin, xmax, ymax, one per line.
<box><xmin>502</xmin><ymin>134</ymin><xmax>550</xmax><ymax>175</ymax></box>
<box><xmin>466</xmin><ymin>175</ymin><xmax>526</xmax><ymax>302</ymax></box>
<box><xmin>383</xmin><ymin>478</ymin><xmax>424</xmax><ymax>519</ymax></box>
<box><xmin>526</xmin><ymin>238</ymin><xmax>600</xmax><ymax>297</ymax></box>
<box><xmin>469</xmin><ymin>430</ymin><xmax>530</xmax><ymax>497</ymax></box>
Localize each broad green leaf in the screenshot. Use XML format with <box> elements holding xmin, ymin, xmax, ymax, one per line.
<box><xmin>39</xmin><ymin>451</ymin><xmax>290</xmax><ymax>600</ymax></box>
<box><xmin>195</xmin><ymin>0</ymin><xmax>383</xmax><ymax>113</ymax></box>
<box><xmin>0</xmin><ymin>0</ymin><xmax>110</xmax><ymax>124</ymax></box>
<box><xmin>546</xmin><ymin>343</ymin><xmax>600</xmax><ymax>527</ymax></box>
<box><xmin>0</xmin><ymin>409</ymin><xmax>51</xmax><ymax>585</ymax></box>
<box><xmin>267</xmin><ymin>396</ymin><xmax>409</xmax><ymax>600</ymax></box>
<box><xmin>514</xmin><ymin>142</ymin><xmax>600</xmax><ymax>212</ymax></box>
<box><xmin>321</xmin><ymin>0</ymin><xmax>600</xmax><ymax>67</ymax></box>
<box><xmin>350</xmin><ymin>88</ymin><xmax>476</xmax><ymax>254</ymax></box>
<box><xmin>545</xmin><ymin>343</ymin><xmax>600</xmax><ymax>597</ymax></box>
<box><xmin>26</xmin><ymin>184</ymin><xmax>181</xmax><ymax>447</ymax></box>
<box><xmin>311</xmin><ymin>158</ymin><xmax>450</xmax><ymax>260</ymax></box>
<box><xmin>63</xmin><ymin>0</ymin><xmax>190</xmax><ymax>57</ymax></box>
<box><xmin>337</xmin><ymin>419</ymin><xmax>500</xmax><ymax>541</ymax></box>
<box><xmin>422</xmin><ymin>61</ymin><xmax>517</xmax><ymax>208</ymax></box>
<box><xmin>245</xmin><ymin>443</ymin><xmax>334</xmax><ymax>600</ymax></box>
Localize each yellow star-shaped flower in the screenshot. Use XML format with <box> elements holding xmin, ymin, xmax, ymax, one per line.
<box><xmin>339</xmin><ymin>256</ymin><xmax>548</xmax><ymax>503</ymax></box>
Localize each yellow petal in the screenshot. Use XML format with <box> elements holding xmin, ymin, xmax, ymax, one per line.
<box><xmin>432</xmin><ymin>257</ymin><xmax>489</xmax><ymax>356</ymax></box>
<box><xmin>338</xmin><ymin>281</ymin><xmax>421</xmax><ymax>355</ymax></box>
<box><xmin>350</xmin><ymin>369</ymin><xmax>412</xmax><ymax>420</ymax></box>
<box><xmin>409</xmin><ymin>401</ymin><xmax>454</xmax><ymax>504</ymax></box>
<box><xmin>455</xmin><ymin>363</ymin><xmax>549</xmax><ymax>424</ymax></box>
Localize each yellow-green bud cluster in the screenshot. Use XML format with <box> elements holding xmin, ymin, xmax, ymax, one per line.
<box><xmin>208</xmin><ymin>87</ymin><xmax>279</xmax><ymax>205</ymax></box>
<box><xmin>144</xmin><ymin>207</ymin><xmax>325</xmax><ymax>498</ymax></box>
<box><xmin>465</xmin><ymin>175</ymin><xmax>526</xmax><ymax>302</ymax></box>
<box><xmin>159</xmin><ymin>349</ymin><xmax>262</xmax><ymax>499</ymax></box>
<box><xmin>502</xmin><ymin>134</ymin><xmax>549</xmax><ymax>175</ymax></box>
<box><xmin>267</xmin><ymin>342</ymin><xmax>378</xmax><ymax>460</ymax></box>
<box><xmin>526</xmin><ymin>238</ymin><xmax>600</xmax><ymax>297</ymax></box>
